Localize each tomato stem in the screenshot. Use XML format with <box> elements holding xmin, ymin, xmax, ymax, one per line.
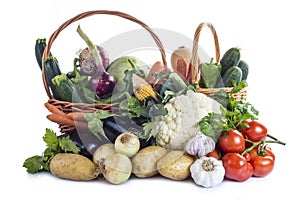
<box><xmin>267</xmin><ymin>134</ymin><xmax>279</xmax><ymax>141</ymax></box>
<box><xmin>242</xmin><ymin>137</ymin><xmax>285</xmax><ymax>156</ymax></box>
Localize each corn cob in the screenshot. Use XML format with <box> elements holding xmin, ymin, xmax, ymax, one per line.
<box><xmin>132</xmin><ymin>74</ymin><xmax>157</xmax><ymax>101</ymax></box>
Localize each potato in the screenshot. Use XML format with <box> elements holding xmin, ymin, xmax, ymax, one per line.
<box><xmin>50</xmin><ymin>153</ymin><xmax>100</xmax><ymax>181</ymax></box>
<box><xmin>132</xmin><ymin>146</ymin><xmax>167</xmax><ymax>178</ymax></box>
<box><xmin>157</xmin><ymin>150</ymin><xmax>195</xmax><ymax>180</ymax></box>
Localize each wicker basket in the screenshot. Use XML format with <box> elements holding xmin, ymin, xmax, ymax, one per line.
<box><xmin>42</xmin><ymin>10</ymin><xmax>168</xmax><ymax>133</ymax></box>
<box><xmin>190</xmin><ymin>22</ymin><xmax>248</xmax><ymax>100</ymax></box>
<box><xmin>42</xmin><ymin>11</ymin><xmax>247</xmax><ymax>134</ymax></box>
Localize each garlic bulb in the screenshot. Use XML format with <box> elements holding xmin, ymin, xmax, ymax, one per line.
<box><xmin>190</xmin><ymin>156</ymin><xmax>225</xmax><ymax>188</ymax></box>
<box><xmin>184</xmin><ymin>131</ymin><xmax>215</xmax><ymax>157</ymax></box>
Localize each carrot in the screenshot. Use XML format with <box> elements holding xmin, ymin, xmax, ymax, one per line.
<box><xmin>44</xmin><ymin>102</ymin><xmax>66</xmax><ymax>116</ymax></box>
<box><xmin>47</xmin><ymin>114</ymin><xmax>89</xmax><ymax>130</ymax></box>
<box><xmin>67</xmin><ymin>112</ymin><xmax>86</xmax><ymax>121</ymax></box>
<box><xmin>47</xmin><ymin>114</ymin><xmax>76</xmax><ymax>126</ymax></box>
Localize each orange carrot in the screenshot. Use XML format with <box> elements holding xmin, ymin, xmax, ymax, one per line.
<box><xmin>47</xmin><ymin>114</ymin><xmax>89</xmax><ymax>130</ymax></box>
<box><xmin>44</xmin><ymin>102</ymin><xmax>66</xmax><ymax>116</ymax></box>
<box><xmin>47</xmin><ymin>114</ymin><xmax>75</xmax><ymax>126</ymax></box>
<box><xmin>67</xmin><ymin>112</ymin><xmax>86</xmax><ymax>121</ymax></box>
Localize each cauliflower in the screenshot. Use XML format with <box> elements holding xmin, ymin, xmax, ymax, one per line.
<box><xmin>152</xmin><ymin>90</ymin><xmax>222</xmax><ymax>150</ymax></box>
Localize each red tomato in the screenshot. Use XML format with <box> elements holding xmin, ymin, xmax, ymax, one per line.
<box><xmin>218</xmin><ymin>129</ymin><xmax>245</xmax><ymax>153</ymax></box>
<box><xmin>248</xmin><ymin>146</ymin><xmax>275</xmax><ymax>177</ymax></box>
<box><xmin>240</xmin><ymin>120</ymin><xmax>267</xmax><ymax>142</ymax></box>
<box><xmin>249</xmin><ymin>145</ymin><xmax>275</xmax><ymax>161</ymax></box>
<box><xmin>222</xmin><ymin>153</ymin><xmax>253</xmax><ymax>182</ymax></box>
<box><xmin>250</xmin><ymin>156</ymin><xmax>274</xmax><ymax>177</ymax></box>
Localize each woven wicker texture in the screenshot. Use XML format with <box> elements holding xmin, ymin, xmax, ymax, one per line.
<box><xmin>192</xmin><ymin>22</ymin><xmax>247</xmax><ymax>100</ymax></box>
<box><xmin>41</xmin><ymin>11</ymin><xmax>247</xmax><ymax>133</ymax></box>
<box><xmin>42</xmin><ymin>10</ymin><xmax>167</xmax><ymax>112</ymax></box>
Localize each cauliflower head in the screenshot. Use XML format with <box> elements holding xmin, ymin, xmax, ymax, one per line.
<box><xmin>152</xmin><ymin>90</ymin><xmax>222</xmax><ymax>150</ymax></box>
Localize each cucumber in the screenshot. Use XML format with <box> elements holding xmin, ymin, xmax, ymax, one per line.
<box><xmin>220</xmin><ymin>47</ymin><xmax>241</xmax><ymax>75</ymax></box>
<box><xmin>238</xmin><ymin>60</ymin><xmax>249</xmax><ymax>80</ymax></box>
<box><xmin>222</xmin><ymin>66</ymin><xmax>242</xmax><ymax>87</ymax></box>
<box><xmin>51</xmin><ymin>74</ymin><xmax>84</xmax><ymax>103</ymax></box>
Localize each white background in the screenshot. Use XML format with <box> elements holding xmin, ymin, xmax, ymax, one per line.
<box><xmin>1</xmin><ymin>0</ymin><xmax>299</xmax><ymax>199</ymax></box>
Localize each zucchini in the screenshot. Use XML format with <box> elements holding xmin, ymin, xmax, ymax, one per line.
<box><xmin>43</xmin><ymin>57</ymin><xmax>62</xmax><ymax>100</ymax></box>
<box><xmin>238</xmin><ymin>60</ymin><xmax>249</xmax><ymax>80</ymax></box>
<box><xmin>220</xmin><ymin>47</ymin><xmax>241</xmax><ymax>75</ymax></box>
<box><xmin>35</xmin><ymin>39</ymin><xmax>62</xmax><ymax>99</ymax></box>
<box><xmin>51</xmin><ymin>74</ymin><xmax>84</xmax><ymax>103</ymax></box>
<box><xmin>35</xmin><ymin>38</ymin><xmax>52</xmax><ymax>70</ymax></box>
<box><xmin>222</xmin><ymin>66</ymin><xmax>242</xmax><ymax>87</ymax></box>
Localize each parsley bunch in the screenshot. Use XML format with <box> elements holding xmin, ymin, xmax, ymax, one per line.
<box><xmin>198</xmin><ymin>81</ymin><xmax>259</xmax><ymax>142</ymax></box>
<box><xmin>23</xmin><ymin>128</ymin><xmax>80</xmax><ymax>174</ymax></box>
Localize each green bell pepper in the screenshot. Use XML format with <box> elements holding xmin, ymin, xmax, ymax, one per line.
<box><xmin>200</xmin><ymin>58</ymin><xmax>222</xmax><ymax>88</ymax></box>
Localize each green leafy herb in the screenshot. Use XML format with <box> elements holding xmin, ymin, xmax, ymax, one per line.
<box><xmin>226</xmin><ymin>97</ymin><xmax>259</xmax><ymax>129</ymax></box>
<box><xmin>58</xmin><ymin>136</ymin><xmax>81</xmax><ymax>152</ymax></box>
<box><xmin>22</xmin><ymin>156</ymin><xmax>45</xmax><ymax>174</ymax></box>
<box><xmin>142</xmin><ymin>122</ymin><xmax>155</xmax><ymax>141</ymax></box>
<box><xmin>119</xmin><ymin>92</ymin><xmax>150</xmax><ymax>119</ymax></box>
<box><xmin>84</xmin><ymin>110</ymin><xmax>115</xmax><ymax>140</ymax></box>
<box><xmin>198</xmin><ymin>111</ymin><xmax>227</xmax><ymax>143</ymax></box>
<box><xmin>23</xmin><ymin>128</ymin><xmax>80</xmax><ymax>174</ymax></box>
<box><xmin>230</xmin><ymin>80</ymin><xmax>247</xmax><ymax>94</ymax></box>
<box><xmin>199</xmin><ymin>82</ymin><xmax>258</xmax><ymax>141</ymax></box>
<box><xmin>43</xmin><ymin>128</ymin><xmax>59</xmax><ymax>150</ymax></box>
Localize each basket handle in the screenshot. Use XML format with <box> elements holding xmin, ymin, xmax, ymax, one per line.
<box><xmin>42</xmin><ymin>10</ymin><xmax>167</xmax><ymax>99</ymax></box>
<box><xmin>190</xmin><ymin>22</ymin><xmax>220</xmax><ymax>85</ymax></box>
